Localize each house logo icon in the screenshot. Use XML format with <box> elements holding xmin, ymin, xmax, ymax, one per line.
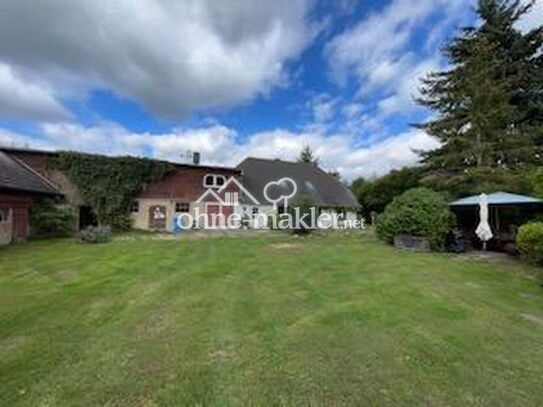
<box><xmin>195</xmin><ymin>177</ymin><xmax>260</xmax><ymax>206</ymax></box>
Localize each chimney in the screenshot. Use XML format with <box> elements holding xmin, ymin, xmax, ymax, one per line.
<box><xmin>193</xmin><ymin>152</ymin><xmax>200</xmax><ymax>165</ymax></box>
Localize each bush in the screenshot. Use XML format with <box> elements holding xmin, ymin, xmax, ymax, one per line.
<box><xmin>530</xmin><ymin>167</ymin><xmax>543</xmax><ymax>198</ymax></box>
<box><xmin>80</xmin><ymin>225</ymin><xmax>111</xmax><ymax>244</ymax></box>
<box><xmin>517</xmin><ymin>222</ymin><xmax>543</xmax><ymax>266</ymax></box>
<box><xmin>110</xmin><ymin>213</ymin><xmax>133</xmax><ymax>232</ymax></box>
<box><xmin>30</xmin><ymin>201</ymin><xmax>76</xmax><ymax>237</ymax></box>
<box><xmin>288</xmin><ymin>197</ymin><xmax>317</xmax><ymax>235</ymax></box>
<box><xmin>376</xmin><ymin>188</ymin><xmax>455</xmax><ymax>250</ymax></box>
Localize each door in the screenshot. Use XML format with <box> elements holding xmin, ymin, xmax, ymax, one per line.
<box><xmin>148</xmin><ymin>205</ymin><xmax>167</xmax><ymax>230</ymax></box>
<box><xmin>206</xmin><ymin>204</ymin><xmax>233</xmax><ymax>228</ymax></box>
<box><xmin>0</xmin><ymin>208</ymin><xmax>13</xmax><ymax>245</ymax></box>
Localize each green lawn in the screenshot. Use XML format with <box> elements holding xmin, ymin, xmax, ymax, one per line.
<box><xmin>1</xmin><ymin>232</ymin><xmax>543</xmax><ymax>406</ymax></box>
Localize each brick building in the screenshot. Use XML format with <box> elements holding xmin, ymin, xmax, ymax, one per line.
<box><xmin>0</xmin><ymin>151</ymin><xmax>61</xmax><ymax>245</ymax></box>
<box><xmin>0</xmin><ymin>147</ymin><xmax>242</xmax><ymax>235</ymax></box>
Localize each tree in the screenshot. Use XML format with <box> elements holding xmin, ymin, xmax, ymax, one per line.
<box><xmin>351</xmin><ymin>166</ymin><xmax>424</xmax><ymax>217</ymax></box>
<box><xmin>299</xmin><ymin>145</ymin><xmax>318</xmax><ymax>164</ymax></box>
<box><xmin>417</xmin><ymin>0</ymin><xmax>543</xmax><ymax>173</ymax></box>
<box><xmin>531</xmin><ymin>167</ymin><xmax>543</xmax><ymax>198</ymax></box>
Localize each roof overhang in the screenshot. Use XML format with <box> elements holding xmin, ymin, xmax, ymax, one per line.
<box><xmin>450</xmin><ymin>192</ymin><xmax>542</xmax><ymax>207</ymax></box>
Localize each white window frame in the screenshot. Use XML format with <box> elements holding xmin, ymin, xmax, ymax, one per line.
<box><xmin>203</xmin><ymin>174</ymin><xmax>226</xmax><ymax>189</ymax></box>
<box><xmin>175</xmin><ymin>202</ymin><xmax>190</xmax><ymax>213</ymax></box>
<box><xmin>0</xmin><ymin>208</ymin><xmax>11</xmax><ymax>223</ymax></box>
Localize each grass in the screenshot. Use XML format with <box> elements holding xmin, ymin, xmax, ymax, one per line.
<box><xmin>1</xmin><ymin>231</ymin><xmax>543</xmax><ymax>406</ymax></box>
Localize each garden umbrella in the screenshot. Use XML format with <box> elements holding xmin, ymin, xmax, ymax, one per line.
<box><xmin>475</xmin><ymin>193</ymin><xmax>493</xmax><ymax>250</ymax></box>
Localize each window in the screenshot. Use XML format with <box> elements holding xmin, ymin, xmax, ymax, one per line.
<box><xmin>175</xmin><ymin>202</ymin><xmax>190</xmax><ymax>213</ymax></box>
<box><xmin>252</xmin><ymin>207</ymin><xmax>259</xmax><ymax>217</ymax></box>
<box><xmin>203</xmin><ymin>174</ymin><xmax>227</xmax><ymax>188</ymax></box>
<box><xmin>0</xmin><ymin>209</ymin><xmax>8</xmax><ymax>223</ymax></box>
<box><xmin>204</xmin><ymin>175</ymin><xmax>215</xmax><ymax>187</ymax></box>
<box><xmin>130</xmin><ymin>201</ymin><xmax>139</xmax><ymax>213</ymax></box>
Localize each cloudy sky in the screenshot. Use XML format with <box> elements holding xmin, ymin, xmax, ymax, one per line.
<box><xmin>0</xmin><ymin>0</ymin><xmax>540</xmax><ymax>179</ymax></box>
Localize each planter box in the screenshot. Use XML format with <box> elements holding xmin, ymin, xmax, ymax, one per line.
<box><xmin>394</xmin><ymin>235</ymin><xmax>431</xmax><ymax>252</ymax></box>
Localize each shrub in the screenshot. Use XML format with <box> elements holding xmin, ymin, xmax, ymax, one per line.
<box><xmin>531</xmin><ymin>167</ymin><xmax>543</xmax><ymax>198</ymax></box>
<box><xmin>30</xmin><ymin>201</ymin><xmax>76</xmax><ymax>237</ymax></box>
<box><xmin>376</xmin><ymin>188</ymin><xmax>455</xmax><ymax>250</ymax></box>
<box><xmin>517</xmin><ymin>222</ymin><xmax>543</xmax><ymax>266</ymax></box>
<box><xmin>288</xmin><ymin>197</ymin><xmax>317</xmax><ymax>235</ymax></box>
<box><xmin>110</xmin><ymin>213</ymin><xmax>133</xmax><ymax>232</ymax></box>
<box><xmin>80</xmin><ymin>225</ymin><xmax>111</xmax><ymax>244</ymax></box>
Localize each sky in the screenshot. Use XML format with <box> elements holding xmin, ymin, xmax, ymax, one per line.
<box><xmin>0</xmin><ymin>0</ymin><xmax>541</xmax><ymax>180</ymax></box>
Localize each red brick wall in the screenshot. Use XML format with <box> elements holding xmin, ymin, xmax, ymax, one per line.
<box><xmin>139</xmin><ymin>167</ymin><xmax>242</xmax><ymax>200</ymax></box>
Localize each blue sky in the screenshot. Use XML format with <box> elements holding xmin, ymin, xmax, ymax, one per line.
<box><xmin>0</xmin><ymin>0</ymin><xmax>540</xmax><ymax>179</ymax></box>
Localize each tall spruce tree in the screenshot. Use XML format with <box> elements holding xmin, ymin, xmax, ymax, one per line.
<box><xmin>417</xmin><ymin>0</ymin><xmax>543</xmax><ymax>173</ymax></box>
<box><xmin>299</xmin><ymin>145</ymin><xmax>318</xmax><ymax>164</ymax></box>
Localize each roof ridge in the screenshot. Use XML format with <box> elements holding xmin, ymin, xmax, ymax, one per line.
<box><xmin>243</xmin><ymin>156</ymin><xmax>316</xmax><ymax>166</ymax></box>
<box><xmin>0</xmin><ymin>146</ymin><xmax>240</xmax><ymax>173</ymax></box>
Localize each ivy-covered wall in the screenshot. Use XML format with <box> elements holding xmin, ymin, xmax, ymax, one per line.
<box><xmin>49</xmin><ymin>152</ymin><xmax>173</xmax><ymax>229</ymax></box>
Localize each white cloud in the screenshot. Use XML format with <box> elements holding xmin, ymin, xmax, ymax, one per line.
<box><xmin>1</xmin><ymin>122</ymin><xmax>439</xmax><ymax>180</ymax></box>
<box><xmin>310</xmin><ymin>94</ymin><xmax>339</xmax><ymax>124</ymax></box>
<box><xmin>0</xmin><ymin>128</ymin><xmax>52</xmax><ymax>150</ymax></box>
<box><xmin>377</xmin><ymin>57</ymin><xmax>441</xmax><ymax>116</ymax></box>
<box><xmin>325</xmin><ymin>0</ymin><xmax>473</xmax><ymax>116</ymax></box>
<box><xmin>0</xmin><ymin>63</ymin><xmax>70</xmax><ymax>121</ymax></box>
<box><xmin>0</xmin><ymin>0</ymin><xmax>314</xmax><ymax>119</ymax></box>
<box><xmin>517</xmin><ymin>0</ymin><xmax>543</xmax><ymax>32</ymax></box>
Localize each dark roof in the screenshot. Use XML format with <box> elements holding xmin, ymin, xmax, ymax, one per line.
<box><xmin>0</xmin><ymin>146</ymin><xmax>240</xmax><ymax>174</ymax></box>
<box><xmin>238</xmin><ymin>157</ymin><xmax>360</xmax><ymax>208</ymax></box>
<box><xmin>0</xmin><ymin>151</ymin><xmax>60</xmax><ymax>195</ymax></box>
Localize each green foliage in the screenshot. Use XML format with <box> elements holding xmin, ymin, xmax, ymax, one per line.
<box><xmin>376</xmin><ymin>188</ymin><xmax>456</xmax><ymax>250</ymax></box>
<box><xmin>417</xmin><ymin>0</ymin><xmax>543</xmax><ymax>173</ymax></box>
<box><xmin>298</xmin><ymin>145</ymin><xmax>318</xmax><ymax>164</ymax></box>
<box><xmin>30</xmin><ymin>200</ymin><xmax>76</xmax><ymax>237</ymax></box>
<box><xmin>531</xmin><ymin>167</ymin><xmax>543</xmax><ymax>198</ymax></box>
<box><xmin>50</xmin><ymin>152</ymin><xmax>173</xmax><ymax>228</ymax></box>
<box><xmin>420</xmin><ymin>166</ymin><xmax>534</xmax><ymax>198</ymax></box>
<box><xmin>517</xmin><ymin>222</ymin><xmax>543</xmax><ymax>265</ymax></box>
<box><xmin>80</xmin><ymin>225</ymin><xmax>111</xmax><ymax>244</ymax></box>
<box><xmin>351</xmin><ymin>166</ymin><xmax>424</xmax><ymax>217</ymax></box>
<box><xmin>288</xmin><ymin>197</ymin><xmax>316</xmax><ymax>235</ymax></box>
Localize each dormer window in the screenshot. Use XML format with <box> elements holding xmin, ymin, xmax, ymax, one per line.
<box><xmin>203</xmin><ymin>174</ymin><xmax>226</xmax><ymax>188</ymax></box>
<box><xmin>204</xmin><ymin>175</ymin><xmax>215</xmax><ymax>187</ymax></box>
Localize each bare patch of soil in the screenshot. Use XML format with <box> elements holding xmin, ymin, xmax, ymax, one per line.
<box><xmin>269</xmin><ymin>243</ymin><xmax>302</xmax><ymax>250</ymax></box>
<box><xmin>520</xmin><ymin>313</ymin><xmax>543</xmax><ymax>326</ymax></box>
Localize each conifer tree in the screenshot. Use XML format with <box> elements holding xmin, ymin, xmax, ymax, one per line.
<box><xmin>417</xmin><ymin>0</ymin><xmax>542</xmax><ymax>172</ymax></box>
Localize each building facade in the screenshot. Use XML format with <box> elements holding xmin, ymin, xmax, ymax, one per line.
<box><xmin>131</xmin><ymin>165</ymin><xmax>242</xmax><ymax>232</ymax></box>
<box><xmin>0</xmin><ymin>150</ymin><xmax>60</xmax><ymax>244</ymax></box>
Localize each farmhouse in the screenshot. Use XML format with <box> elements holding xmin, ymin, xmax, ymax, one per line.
<box><xmin>237</xmin><ymin>157</ymin><xmax>360</xmax><ymax>227</ymax></box>
<box><xmin>0</xmin><ymin>147</ymin><xmax>361</xmax><ymax>240</ymax></box>
<box><xmin>0</xmin><ymin>147</ymin><xmax>242</xmax><ymax>235</ymax></box>
<box><xmin>131</xmin><ymin>163</ymin><xmax>242</xmax><ymax>232</ymax></box>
